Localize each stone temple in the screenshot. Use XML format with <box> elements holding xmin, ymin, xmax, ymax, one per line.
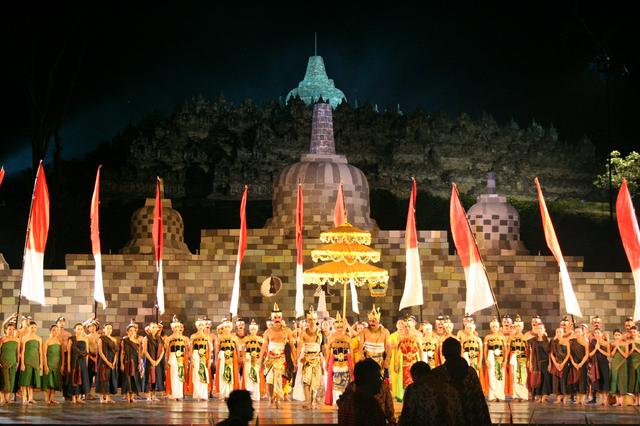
<box><xmin>286</xmin><ymin>55</ymin><xmax>346</xmax><ymax>108</ymax></box>
<box><xmin>0</xmin><ymin>102</ymin><xmax>636</xmax><ymax>335</ymax></box>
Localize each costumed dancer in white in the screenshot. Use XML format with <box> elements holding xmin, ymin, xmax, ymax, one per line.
<box><xmin>293</xmin><ymin>306</ymin><xmax>325</xmax><ymax>409</ymax></box>
<box><xmin>242</xmin><ymin>320</ymin><xmax>263</xmax><ymax>401</ymax></box>
<box><xmin>166</xmin><ymin>316</ymin><xmax>189</xmax><ymax>400</ymax></box>
<box><xmin>484</xmin><ymin>317</ymin><xmax>507</xmax><ymax>401</ymax></box>
<box><xmin>189</xmin><ymin>317</ymin><xmax>211</xmax><ymax>401</ymax></box>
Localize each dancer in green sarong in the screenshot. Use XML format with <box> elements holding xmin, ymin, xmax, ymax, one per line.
<box><xmin>610</xmin><ymin>329</ymin><xmax>629</xmax><ymax>406</ymax></box>
<box><xmin>42</xmin><ymin>324</ymin><xmax>63</xmax><ymax>404</ymax></box>
<box><xmin>18</xmin><ymin>321</ymin><xmax>43</xmax><ymax>404</ymax></box>
<box><xmin>0</xmin><ymin>317</ymin><xmax>20</xmax><ymax>404</ymax></box>
<box><xmin>627</xmin><ymin>326</ymin><xmax>640</xmax><ymax>406</ymax></box>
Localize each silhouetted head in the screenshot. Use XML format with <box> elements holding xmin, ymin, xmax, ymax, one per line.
<box><xmin>354</xmin><ymin>358</ymin><xmax>383</xmax><ymax>395</ymax></box>
<box><xmin>410</xmin><ymin>361</ymin><xmax>430</xmax><ymax>383</ymax></box>
<box><xmin>441</xmin><ymin>337</ymin><xmax>462</xmax><ymax>360</ymax></box>
<box><xmin>226</xmin><ymin>389</ymin><xmax>254</xmax><ymax>423</ymax></box>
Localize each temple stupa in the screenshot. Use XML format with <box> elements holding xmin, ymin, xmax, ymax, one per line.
<box><xmin>286</xmin><ymin>54</ymin><xmax>346</xmax><ymax>108</ymax></box>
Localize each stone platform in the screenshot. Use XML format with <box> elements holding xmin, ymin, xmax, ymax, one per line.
<box><xmin>1</xmin><ymin>397</ymin><xmax>639</xmax><ymax>425</ymax></box>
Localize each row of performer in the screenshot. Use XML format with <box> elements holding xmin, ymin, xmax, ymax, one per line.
<box><xmin>1</xmin><ymin>306</ymin><xmax>639</xmax><ymax>409</ymax></box>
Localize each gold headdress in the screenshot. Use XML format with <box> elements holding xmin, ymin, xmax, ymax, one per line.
<box><xmin>490</xmin><ymin>316</ymin><xmax>500</xmax><ymax>326</ymax></box>
<box><xmin>306</xmin><ymin>305</ymin><xmax>318</xmax><ymax>320</ymax></box>
<box><xmin>170</xmin><ymin>315</ymin><xmax>181</xmax><ymax>331</ymax></box>
<box><xmin>334</xmin><ymin>312</ymin><xmax>344</xmax><ymax>327</ymax></box>
<box><xmin>249</xmin><ymin>319</ymin><xmax>258</xmax><ymax>330</ymax></box>
<box><xmin>271</xmin><ymin>303</ymin><xmax>282</xmax><ymax>318</ymax></box>
<box><xmin>514</xmin><ymin>314</ymin><xmax>523</xmax><ymax>324</ymax></box>
<box><xmin>368</xmin><ymin>304</ymin><xmax>381</xmax><ymax>321</ymax></box>
<box><xmin>126</xmin><ymin>319</ymin><xmax>137</xmax><ymax>331</ymax></box>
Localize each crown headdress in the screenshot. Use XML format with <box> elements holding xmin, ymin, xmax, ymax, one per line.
<box><xmin>306</xmin><ymin>305</ymin><xmax>317</xmax><ymax>320</ymax></box>
<box><xmin>514</xmin><ymin>314</ymin><xmax>523</xmax><ymax>323</ymax></box>
<box><xmin>272</xmin><ymin>303</ymin><xmax>281</xmax><ymax>314</ymax></box>
<box><xmin>368</xmin><ymin>305</ymin><xmax>381</xmax><ymax>321</ymax></box>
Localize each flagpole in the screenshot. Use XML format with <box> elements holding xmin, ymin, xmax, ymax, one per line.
<box><xmin>454</xmin><ymin>185</ymin><xmax>501</xmax><ymax>320</ymax></box>
<box><xmin>17</xmin><ymin>160</ymin><xmax>42</xmax><ymax>318</ymax></box>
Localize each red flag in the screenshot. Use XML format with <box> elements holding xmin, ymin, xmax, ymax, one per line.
<box><xmin>535</xmin><ymin>177</ymin><xmax>581</xmax><ymax>317</ymax></box>
<box><xmin>0</xmin><ymin>166</ymin><xmax>5</xmax><ymax>187</ymax></box>
<box><xmin>21</xmin><ymin>162</ymin><xmax>50</xmax><ymax>305</ymax></box>
<box><xmin>333</xmin><ymin>182</ymin><xmax>347</xmax><ymax>226</ymax></box>
<box><xmin>230</xmin><ymin>185</ymin><xmax>248</xmax><ymax>316</ymax></box>
<box><xmin>90</xmin><ymin>166</ymin><xmax>106</xmax><ymax>308</ymax></box>
<box><xmin>450</xmin><ymin>183</ymin><xmax>494</xmax><ymax>315</ymax></box>
<box><xmin>616</xmin><ymin>179</ymin><xmax>640</xmax><ymax>321</ymax></box>
<box><xmin>295</xmin><ymin>183</ymin><xmax>304</xmax><ymax>318</ymax></box>
<box><xmin>152</xmin><ymin>178</ymin><xmax>165</xmax><ymax>314</ymax></box>
<box><xmin>400</xmin><ymin>178</ymin><xmax>423</xmax><ymax>310</ymax></box>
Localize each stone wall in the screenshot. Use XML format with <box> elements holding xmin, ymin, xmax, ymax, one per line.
<box><xmin>1</xmin><ymin>229</ymin><xmax>635</xmax><ymax>337</ymax></box>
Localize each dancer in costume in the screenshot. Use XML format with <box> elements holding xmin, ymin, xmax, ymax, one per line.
<box><xmin>242</xmin><ymin>320</ymin><xmax>263</xmax><ymax>401</ymax></box>
<box><xmin>293</xmin><ymin>306</ymin><xmax>324</xmax><ymax>409</ymax></box>
<box><xmin>568</xmin><ymin>326</ymin><xmax>590</xmax><ymax>404</ymax></box>
<box><xmin>42</xmin><ymin>324</ymin><xmax>62</xmax><ymax>404</ymax></box>
<box><xmin>529</xmin><ymin>322</ymin><xmax>551</xmax><ymax>402</ymax></box>
<box><xmin>66</xmin><ymin>323</ymin><xmax>90</xmax><ymax>404</ymax></box>
<box><xmin>96</xmin><ymin>323</ymin><xmax>118</xmax><ymax>403</ymax></box>
<box><xmin>388</xmin><ymin>318</ymin><xmax>404</xmax><ymax>398</ymax></box>
<box><xmin>589</xmin><ymin>328</ymin><xmax>610</xmax><ymax>405</ymax></box>
<box><xmin>121</xmin><ymin>321</ymin><xmax>142</xmax><ymax>403</ymax></box>
<box><xmin>260</xmin><ymin>303</ymin><xmax>296</xmax><ymax>408</ymax></box>
<box><xmin>484</xmin><ymin>317</ymin><xmax>507</xmax><ymax>401</ymax></box>
<box><xmin>190</xmin><ymin>317</ymin><xmax>211</xmax><ymax>401</ymax></box>
<box><xmin>324</xmin><ymin>312</ymin><xmax>353</xmax><ymax>406</ymax></box>
<box><xmin>524</xmin><ymin>315</ymin><xmax>542</xmax><ymax>340</ymax></box>
<box><xmin>393</xmin><ymin>316</ymin><xmax>422</xmax><ymax>402</ymax></box>
<box><xmin>506</xmin><ymin>315</ymin><xmax>528</xmax><ymax>401</ymax></box>
<box><xmin>203</xmin><ymin>316</ymin><xmax>215</xmax><ymax>397</ymax></box>
<box><xmin>419</xmin><ymin>322</ymin><xmax>439</xmax><ymax>369</ymax></box>
<box><xmin>166</xmin><ymin>316</ymin><xmax>189</xmax><ymax>401</ymax></box>
<box><xmin>143</xmin><ymin>322</ymin><xmax>165</xmax><ymax>401</ymax></box>
<box><xmin>215</xmin><ymin>319</ymin><xmax>240</xmax><ymax>400</ymax></box>
<box><xmin>609</xmin><ymin>329</ymin><xmax>628</xmax><ymax>406</ymax></box>
<box><xmin>460</xmin><ymin>320</ymin><xmax>482</xmax><ymax>377</ymax></box>
<box><xmin>235</xmin><ymin>319</ymin><xmax>246</xmax><ymax>388</ymax></box>
<box><xmin>627</xmin><ymin>326</ymin><xmax>640</xmax><ymax>406</ymax></box>
<box><xmin>18</xmin><ymin>320</ymin><xmax>42</xmax><ymax>404</ymax></box>
<box><xmin>501</xmin><ymin>314</ymin><xmax>514</xmax><ymax>338</ymax></box>
<box><xmin>359</xmin><ymin>305</ymin><xmax>390</xmax><ymax>374</ymax></box>
<box><xmin>434</xmin><ymin>314</ymin><xmax>445</xmax><ymax>339</ymax></box>
<box><xmin>84</xmin><ymin>318</ymin><xmax>100</xmax><ymax>400</ymax></box>
<box><xmin>456</xmin><ymin>313</ymin><xmax>477</xmax><ymax>340</ymax></box>
<box><xmin>0</xmin><ymin>317</ymin><xmax>19</xmax><ymax>404</ymax></box>
<box><xmin>550</xmin><ymin>327</ymin><xmax>570</xmax><ymax>404</ymax></box>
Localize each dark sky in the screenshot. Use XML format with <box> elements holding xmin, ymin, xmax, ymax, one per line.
<box><xmin>0</xmin><ymin>2</ymin><xmax>637</xmax><ymax>173</ymax></box>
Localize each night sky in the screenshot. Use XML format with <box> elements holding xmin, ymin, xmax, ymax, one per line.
<box><xmin>1</xmin><ymin>2</ymin><xmax>637</xmax><ymax>173</ymax></box>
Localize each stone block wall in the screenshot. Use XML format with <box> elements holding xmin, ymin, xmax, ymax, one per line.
<box><xmin>1</xmin><ymin>229</ymin><xmax>635</xmax><ymax>337</ymax></box>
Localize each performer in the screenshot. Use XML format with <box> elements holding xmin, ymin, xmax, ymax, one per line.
<box><xmin>589</xmin><ymin>328</ymin><xmax>610</xmax><ymax>405</ymax></box>
<box><xmin>42</xmin><ymin>324</ymin><xmax>62</xmax><ymax>404</ymax></box>
<box><xmin>0</xmin><ymin>318</ymin><xmax>19</xmax><ymax>405</ymax></box>
<box><xmin>260</xmin><ymin>303</ymin><xmax>296</xmax><ymax>408</ymax></box>
<box><xmin>388</xmin><ymin>319</ymin><xmax>404</xmax><ymax>397</ymax></box>
<box><xmin>419</xmin><ymin>322</ymin><xmax>439</xmax><ymax>369</ymax></box>
<box><xmin>241</xmin><ymin>320</ymin><xmax>263</xmax><ymax>401</ymax></box>
<box><xmin>524</xmin><ymin>315</ymin><xmax>542</xmax><ymax>340</ymax></box>
<box><xmin>235</xmin><ymin>319</ymin><xmax>246</xmax><ymax>387</ymax></box>
<box><xmin>215</xmin><ymin>319</ymin><xmax>240</xmax><ymax>400</ymax></box>
<box><xmin>568</xmin><ymin>326</ymin><xmax>590</xmax><ymax>405</ymax></box>
<box><xmin>293</xmin><ymin>306</ymin><xmax>324</xmax><ymax>409</ymax></box>
<box><xmin>460</xmin><ymin>320</ymin><xmax>482</xmax><ymax>378</ymax></box>
<box><xmin>324</xmin><ymin>313</ymin><xmax>353</xmax><ymax>406</ymax></box>
<box><xmin>624</xmin><ymin>317</ymin><xmax>635</xmax><ymax>340</ymax></box>
<box><xmin>506</xmin><ymin>315</ymin><xmax>528</xmax><ymax>401</ymax></box>
<box><xmin>358</xmin><ymin>305</ymin><xmax>391</xmax><ymax>378</ymax></box>
<box><xmin>433</xmin><ymin>314</ymin><xmax>446</xmax><ymax>339</ymax></box>
<box><xmin>17</xmin><ymin>320</ymin><xmax>41</xmax><ymax>404</ymax></box>
<box><xmin>121</xmin><ymin>321</ymin><xmax>142</xmax><ymax>403</ymax></box>
<box><xmin>529</xmin><ymin>323</ymin><xmax>551</xmax><ymax>402</ymax></box>
<box><xmin>203</xmin><ymin>316</ymin><xmax>215</xmax><ymax>397</ymax></box>
<box><xmin>484</xmin><ymin>317</ymin><xmax>507</xmax><ymax>401</ymax></box>
<box><xmin>442</xmin><ymin>316</ymin><xmax>455</xmax><ymax>341</ymax></box>
<box><xmin>190</xmin><ymin>317</ymin><xmax>211</xmax><ymax>401</ymax></box>
<box><xmin>610</xmin><ymin>329</ymin><xmax>628</xmax><ymax>406</ymax></box>
<box><xmin>165</xmin><ymin>316</ymin><xmax>189</xmax><ymax>401</ymax></box>
<box><xmin>96</xmin><ymin>323</ymin><xmax>118</xmax><ymax>403</ymax></box>
<box><xmin>393</xmin><ymin>316</ymin><xmax>422</xmax><ymax>402</ymax></box>
<box><xmin>549</xmin><ymin>327</ymin><xmax>570</xmax><ymax>404</ymax></box>
<box><xmin>560</xmin><ymin>316</ymin><xmax>574</xmax><ymax>340</ymax></box>
<box><xmin>143</xmin><ymin>322</ymin><xmax>165</xmax><ymax>401</ymax></box>
<box><xmin>456</xmin><ymin>313</ymin><xmax>476</xmax><ymax>340</ymax></box>
<box><xmin>84</xmin><ymin>319</ymin><xmax>100</xmax><ymax>400</ymax></box>
<box><xmin>627</xmin><ymin>326</ymin><xmax>640</xmax><ymax>406</ymax></box>
<box><xmin>66</xmin><ymin>323</ymin><xmax>90</xmax><ymax>404</ymax></box>
<box><xmin>501</xmin><ymin>314</ymin><xmax>514</xmax><ymax>338</ymax></box>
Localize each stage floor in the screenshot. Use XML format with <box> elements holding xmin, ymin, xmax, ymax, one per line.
<box><xmin>1</xmin><ymin>397</ymin><xmax>639</xmax><ymax>425</ymax></box>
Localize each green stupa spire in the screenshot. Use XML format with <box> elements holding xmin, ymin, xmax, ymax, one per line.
<box><xmin>286</xmin><ymin>35</ymin><xmax>346</xmax><ymax>109</ymax></box>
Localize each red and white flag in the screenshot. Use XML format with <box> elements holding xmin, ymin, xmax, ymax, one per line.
<box><xmin>90</xmin><ymin>166</ymin><xmax>106</xmax><ymax>309</ymax></box>
<box><xmin>295</xmin><ymin>183</ymin><xmax>304</xmax><ymax>318</ymax></box>
<box><xmin>230</xmin><ymin>185</ymin><xmax>248</xmax><ymax>317</ymax></box>
<box><xmin>21</xmin><ymin>162</ymin><xmax>50</xmax><ymax>305</ymax></box>
<box><xmin>535</xmin><ymin>178</ymin><xmax>581</xmax><ymax>317</ymax></box>
<box><xmin>333</xmin><ymin>182</ymin><xmax>348</xmax><ymax>226</ymax></box>
<box><xmin>400</xmin><ymin>178</ymin><xmax>423</xmax><ymax>311</ymax></box>
<box><xmin>152</xmin><ymin>178</ymin><xmax>165</xmax><ymax>315</ymax></box>
<box><xmin>450</xmin><ymin>183</ymin><xmax>494</xmax><ymax>315</ymax></box>
<box><xmin>616</xmin><ymin>179</ymin><xmax>640</xmax><ymax>321</ymax></box>
<box><xmin>0</xmin><ymin>166</ymin><xmax>5</xmax><ymax>188</ymax></box>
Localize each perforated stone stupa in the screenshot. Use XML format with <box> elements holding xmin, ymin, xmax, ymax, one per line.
<box><xmin>266</xmin><ymin>102</ymin><xmax>375</xmax><ymax>231</ymax></box>
<box><xmin>286</xmin><ymin>55</ymin><xmax>346</xmax><ymax>108</ymax></box>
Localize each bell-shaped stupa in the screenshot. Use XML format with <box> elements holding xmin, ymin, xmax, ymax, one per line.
<box><xmin>266</xmin><ymin>102</ymin><xmax>375</xmax><ymax>231</ymax></box>
<box><xmin>286</xmin><ymin>55</ymin><xmax>346</xmax><ymax>109</ymax></box>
